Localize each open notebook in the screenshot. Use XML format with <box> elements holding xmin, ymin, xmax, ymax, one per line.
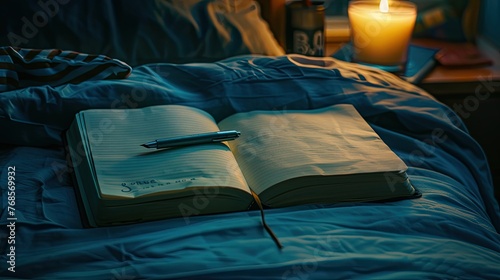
<box><xmin>65</xmin><ymin>104</ymin><xmax>420</xmax><ymax>227</ymax></box>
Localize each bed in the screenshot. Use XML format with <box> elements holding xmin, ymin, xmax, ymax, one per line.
<box><xmin>1</xmin><ymin>0</ymin><xmax>499</xmax><ymax>279</ymax></box>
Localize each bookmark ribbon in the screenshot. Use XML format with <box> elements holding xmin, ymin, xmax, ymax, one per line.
<box><xmin>250</xmin><ymin>189</ymin><xmax>283</xmax><ymax>249</ymax></box>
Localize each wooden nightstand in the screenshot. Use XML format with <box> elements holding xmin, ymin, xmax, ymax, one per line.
<box><xmin>415</xmin><ymin>37</ymin><xmax>500</xmax><ymax>204</ymax></box>
<box><xmin>327</xmin><ymin>38</ymin><xmax>500</xmax><ymax>203</ymax></box>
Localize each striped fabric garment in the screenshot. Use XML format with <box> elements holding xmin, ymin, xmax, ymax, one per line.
<box><xmin>0</xmin><ymin>47</ymin><xmax>132</xmax><ymax>93</ymax></box>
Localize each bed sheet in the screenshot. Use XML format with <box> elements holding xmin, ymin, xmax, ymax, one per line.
<box><xmin>1</xmin><ymin>55</ymin><xmax>499</xmax><ymax>279</ymax></box>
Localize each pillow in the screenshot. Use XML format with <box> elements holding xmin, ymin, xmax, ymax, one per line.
<box><xmin>0</xmin><ymin>0</ymin><xmax>284</xmax><ymax>66</ymax></box>
<box><xmin>0</xmin><ymin>46</ymin><xmax>131</xmax><ymax>93</ymax></box>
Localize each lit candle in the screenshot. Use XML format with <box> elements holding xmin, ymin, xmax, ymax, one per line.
<box><xmin>348</xmin><ymin>0</ymin><xmax>417</xmax><ymax>70</ymax></box>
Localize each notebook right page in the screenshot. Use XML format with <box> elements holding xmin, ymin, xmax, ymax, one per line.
<box><xmin>217</xmin><ymin>104</ymin><xmax>408</xmax><ymax>196</ymax></box>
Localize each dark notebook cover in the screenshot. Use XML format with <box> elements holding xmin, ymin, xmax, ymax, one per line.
<box><xmin>332</xmin><ymin>43</ymin><xmax>439</xmax><ymax>84</ymax></box>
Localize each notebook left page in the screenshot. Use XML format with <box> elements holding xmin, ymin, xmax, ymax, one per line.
<box><xmin>78</xmin><ymin>105</ymin><xmax>250</xmax><ymax>202</ymax></box>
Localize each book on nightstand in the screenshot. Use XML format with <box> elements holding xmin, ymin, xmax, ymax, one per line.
<box><xmin>332</xmin><ymin>43</ymin><xmax>439</xmax><ymax>84</ymax></box>
<box><xmin>64</xmin><ymin>104</ymin><xmax>420</xmax><ymax>227</ymax></box>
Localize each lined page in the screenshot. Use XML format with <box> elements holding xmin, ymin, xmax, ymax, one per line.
<box><xmin>80</xmin><ymin>105</ymin><xmax>250</xmax><ymax>199</ymax></box>
<box><xmin>217</xmin><ymin>104</ymin><xmax>407</xmax><ymax>195</ymax></box>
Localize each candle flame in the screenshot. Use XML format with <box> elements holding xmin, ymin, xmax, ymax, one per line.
<box><xmin>379</xmin><ymin>0</ymin><xmax>389</xmax><ymax>13</ymax></box>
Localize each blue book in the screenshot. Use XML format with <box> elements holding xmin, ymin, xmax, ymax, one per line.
<box><xmin>332</xmin><ymin>43</ymin><xmax>439</xmax><ymax>84</ymax></box>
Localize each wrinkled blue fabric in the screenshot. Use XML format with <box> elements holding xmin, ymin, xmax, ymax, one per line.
<box><xmin>0</xmin><ymin>55</ymin><xmax>499</xmax><ymax>279</ymax></box>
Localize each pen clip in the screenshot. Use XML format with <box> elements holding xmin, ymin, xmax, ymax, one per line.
<box><xmin>212</xmin><ymin>136</ymin><xmax>238</xmax><ymax>142</ymax></box>
<box><xmin>212</xmin><ymin>130</ymin><xmax>240</xmax><ymax>142</ymax></box>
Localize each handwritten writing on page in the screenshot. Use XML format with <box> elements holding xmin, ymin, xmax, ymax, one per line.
<box><xmin>82</xmin><ymin>105</ymin><xmax>250</xmax><ymax>200</ymax></box>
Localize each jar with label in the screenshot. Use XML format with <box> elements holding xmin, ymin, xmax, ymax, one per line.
<box><xmin>286</xmin><ymin>1</ymin><xmax>325</xmax><ymax>57</ymax></box>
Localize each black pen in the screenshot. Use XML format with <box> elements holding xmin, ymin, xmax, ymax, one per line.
<box><xmin>141</xmin><ymin>130</ymin><xmax>241</xmax><ymax>149</ymax></box>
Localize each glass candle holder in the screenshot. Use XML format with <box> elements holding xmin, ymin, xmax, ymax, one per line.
<box><xmin>348</xmin><ymin>0</ymin><xmax>417</xmax><ymax>73</ymax></box>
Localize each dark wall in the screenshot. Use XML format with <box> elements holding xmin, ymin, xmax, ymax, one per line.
<box><xmin>480</xmin><ymin>0</ymin><xmax>500</xmax><ymax>48</ymax></box>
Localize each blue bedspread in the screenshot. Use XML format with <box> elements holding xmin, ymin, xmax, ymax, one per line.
<box><xmin>1</xmin><ymin>55</ymin><xmax>499</xmax><ymax>279</ymax></box>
